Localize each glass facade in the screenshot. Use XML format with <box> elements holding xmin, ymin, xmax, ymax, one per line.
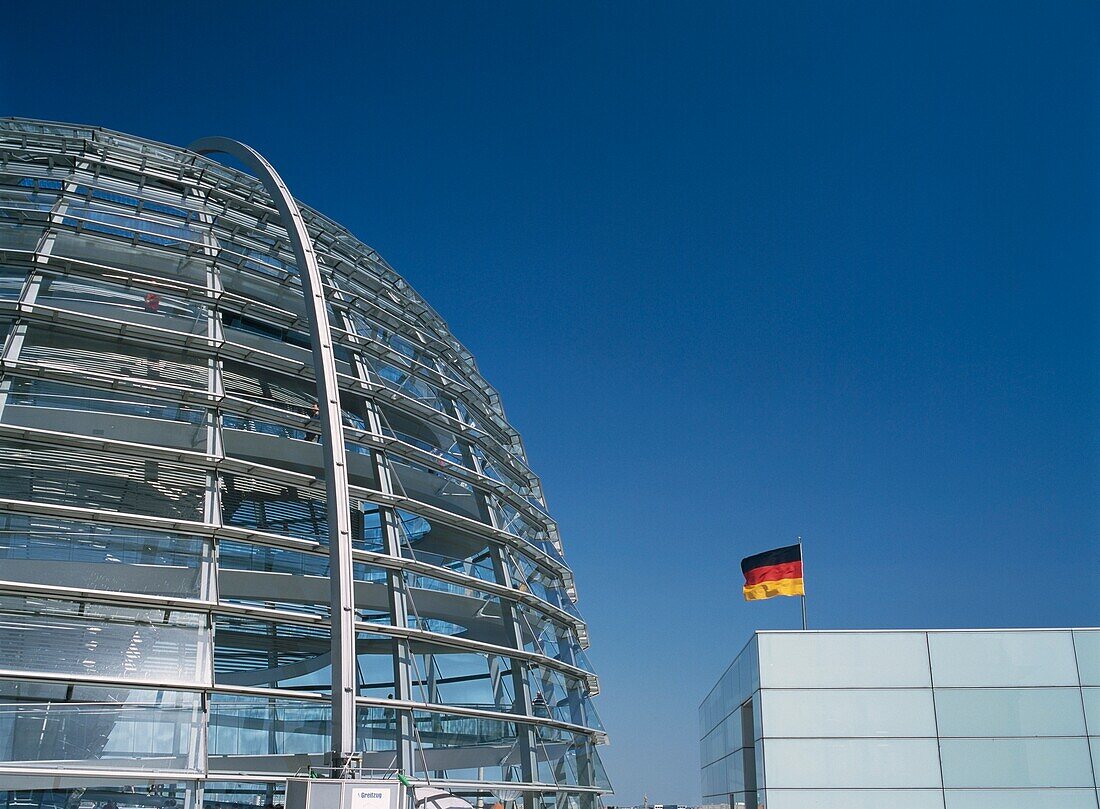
<box><xmin>0</xmin><ymin>118</ymin><xmax>608</xmax><ymax>809</ymax></box>
<box><xmin>700</xmin><ymin>629</ymin><xmax>1100</xmax><ymax>809</ymax></box>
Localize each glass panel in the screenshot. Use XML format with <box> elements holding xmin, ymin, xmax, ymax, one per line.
<box><xmin>765</xmin><ymin>791</ymin><xmax>945</xmax><ymax>809</ymax></box>
<box><xmin>222</xmin><ymin>420</ymin><xmax>357</xmax><ymax>485</ymax></box>
<box><xmin>333</xmin><ymin>272</ymin><xmax>414</xmax><ymax>329</ymax></box>
<box><xmin>1082</xmin><ymin>688</ymin><xmax>1100</xmax><ymax>732</ymax></box>
<box><xmin>221</xmin><ymin>360</ymin><xmax>316</xmax><ymax>415</ymax></box>
<box><xmin>928</xmin><ymin>630</ymin><xmax>1079</xmax><ymax>687</ymax></box>
<box><xmin>207</xmin><ymin>695</ymin><xmax>395</xmax><ymax>772</ymax></box>
<box><xmin>0</xmin><ymin>680</ymin><xmax>202</xmax><ymax>772</ymax></box>
<box><xmin>534</xmin><ymin>726</ymin><xmax>611</xmax><ymax>789</ymax></box>
<box><xmin>0</xmin><ymin>222</ymin><xmax>45</xmax><ymax>251</ymax></box>
<box><xmin>701</xmin><ymin>663</ymin><xmax>734</xmax><ymax>736</ymax></box>
<box><xmin>760</xmin><ymin>688</ymin><xmax>937</xmax><ymax>738</ymax></box>
<box><xmin>37</xmin><ymin>273</ymin><xmax>207</xmax><ymax>334</ymax></box>
<box><xmin>215</xmin><ymin>233</ymin><xmax>298</xmax><ymax>285</ymax></box>
<box><xmin>219</xmin><ymin>536</ymin><xmax>387</xmax><ymax>622</ymax></box>
<box><xmin>62</xmin><ymin>199</ymin><xmax>201</xmax><ymax>249</ymax></box>
<box><xmin>516</xmin><ymin>605</ymin><xmax>594</xmax><ymax>674</ymax></box>
<box><xmin>219</xmin><ymin>270</ymin><xmax>306</xmax><ymax>321</ymax></box>
<box><xmin>701</xmin><ymin>713</ymin><xmax>740</xmax><ymax>768</ymax></box>
<box><xmin>378</xmin><ymin>403</ymin><xmax>466</xmax><ymax>467</ymax></box>
<box><xmin>939</xmin><ymin>738</ymin><xmax>1095</xmax><ymax>788</ymax></box>
<box><xmin>389</xmin><ymin>455</ymin><xmax>483</xmax><ymax>521</ymax></box>
<box><xmin>5</xmin><ymin>377</ymin><xmax>208</xmax><ymax>451</ymax></box>
<box><xmin>356</xmin><ymin>632</ymin><xmax>400</xmax><ymax>698</ymax></box>
<box><xmin>0</xmin><ymin>179</ymin><xmax>59</xmax><ymax>223</ymax></box>
<box><xmin>369</xmin><ymin>358</ymin><xmax>446</xmax><ymax>412</ymax></box>
<box><xmin>352</xmin><ymin>561</ymin><xmax>394</xmax><ymax>627</ymax></box>
<box><xmin>505</xmin><ymin>547</ymin><xmax>579</xmax><ymax>617</ymax></box>
<box><xmin>223</xmin><ymin>411</ymin><xmax>313</xmax><ymax>442</ymax></box>
<box><xmin>0</xmin><ymin>780</ymin><xmax>197</xmax><ymax>808</ymax></box>
<box><xmin>223</xmin><ymin>310</ymin><xmax>311</xmax><ymax>352</ymax></box>
<box><xmin>727</xmin><ymin>750</ymin><xmax>746</xmax><ymax>796</ymax></box>
<box><xmin>0</xmin><ymin>513</ymin><xmax>212</xmax><ymax>599</ymax></box>
<box><xmin>201</xmin><ymin>781</ymin><xmax>286</xmax><ymax>809</ymax></box>
<box><xmin>410</xmin><ymin>644</ymin><xmax>517</xmax><ymax>712</ymax></box>
<box><xmin>411</xmin><ymin>708</ymin><xmax>519</xmax><ymax>782</ymax></box>
<box><xmin>1074</xmin><ymin>629</ymin><xmax>1100</xmax><ymax>686</ymax></box>
<box><xmin>50</xmin><ymin>231</ymin><xmax>211</xmax><ymax>283</ymax></box>
<box><xmin>215</xmin><ymin>615</ymin><xmax>395</xmax><ymax>697</ymax></box>
<box><xmin>0</xmin><ymin>266</ymin><xmax>27</xmax><ymax>300</ymax></box>
<box><xmin>217</xmin><ymin>539</ymin><xmax>328</xmax><ymax>618</ymax></box>
<box><xmin>762</xmin><ymin>739</ymin><xmax>942</xmax><ymax>788</ymax></box>
<box><xmin>701</xmin><ymin>757</ymin><xmax>732</xmax><ymax>798</ymax></box>
<box><xmin>528</xmin><ymin>665</ymin><xmax>604</xmax><ymax>731</ymax></box>
<box><xmin>217</xmin><ymin>539</ymin><xmax>329</xmax><ymax>576</ymax></box>
<box><xmin>406</xmin><ymin>571</ymin><xmax>503</xmax><ymax>626</ymax></box>
<box><xmin>0</xmin><ymin>594</ymin><xmax>210</xmax><ymax>687</ymax></box>
<box><xmin>356</xmin><ymin>502</ymin><xmax>393</xmax><ymax>554</ymax></box>
<box><xmin>471</xmin><ymin>443</ymin><xmax>544</xmax><ymax>511</ymax></box>
<box><xmin>943</xmin><ymin>789</ymin><xmax>1099</xmax><ymax>809</ymax></box>
<box><xmin>214</xmin><ymin>615</ymin><xmax>333</xmax><ymax>692</ymax></box>
<box><xmin>220</xmin><ymin>473</ymin><xmax>327</xmax><ymax>542</ymax></box>
<box><xmin>0</xmin><ymin>438</ymin><xmax>207</xmax><ymax>520</ymax></box>
<box><xmin>934</xmin><ymin>687</ymin><xmax>1087</xmax><ymax>736</ymax></box>
<box><xmin>492</xmin><ymin>500</ymin><xmax>557</xmax><ymax>560</ymax></box>
<box><xmin>397</xmin><ymin>513</ymin><xmax>497</xmax><ymax>585</ymax></box>
<box><xmin>19</xmin><ymin>325</ymin><xmax>208</xmax><ymax>389</ymax></box>
<box><xmin>758</xmin><ymin>632</ymin><xmax>931</xmax><ymax>688</ymax></box>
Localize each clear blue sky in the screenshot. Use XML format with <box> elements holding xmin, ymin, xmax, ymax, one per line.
<box><xmin>4</xmin><ymin>1</ymin><xmax>1099</xmax><ymax>803</ymax></box>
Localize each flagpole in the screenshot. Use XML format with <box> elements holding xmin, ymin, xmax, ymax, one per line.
<box><xmin>799</xmin><ymin>536</ymin><xmax>808</xmax><ymax>630</ymax></box>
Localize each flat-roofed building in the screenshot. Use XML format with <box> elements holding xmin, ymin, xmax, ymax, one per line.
<box><xmin>700</xmin><ymin>628</ymin><xmax>1100</xmax><ymax>809</ymax></box>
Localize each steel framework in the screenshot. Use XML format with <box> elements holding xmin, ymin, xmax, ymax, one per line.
<box><xmin>0</xmin><ymin>118</ymin><xmax>609</xmax><ymax>809</ymax></box>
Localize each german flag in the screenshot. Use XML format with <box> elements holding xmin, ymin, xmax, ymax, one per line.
<box><xmin>742</xmin><ymin>543</ymin><xmax>804</xmax><ymax>601</ymax></box>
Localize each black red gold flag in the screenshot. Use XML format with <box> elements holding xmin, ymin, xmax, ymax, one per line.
<box><xmin>741</xmin><ymin>543</ymin><xmax>804</xmax><ymax>601</ymax></box>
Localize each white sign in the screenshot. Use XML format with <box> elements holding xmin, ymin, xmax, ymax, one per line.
<box><xmin>347</xmin><ymin>784</ymin><xmax>401</xmax><ymax>809</ymax></box>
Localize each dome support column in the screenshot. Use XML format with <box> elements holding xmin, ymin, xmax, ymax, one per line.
<box><xmin>189</xmin><ymin>137</ymin><xmax>359</xmax><ymax>777</ymax></box>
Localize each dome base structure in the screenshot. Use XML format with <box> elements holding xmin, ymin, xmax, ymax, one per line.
<box><xmin>0</xmin><ymin>118</ymin><xmax>610</xmax><ymax>809</ymax></box>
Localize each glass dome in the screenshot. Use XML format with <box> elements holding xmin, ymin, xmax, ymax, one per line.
<box><xmin>0</xmin><ymin>118</ymin><xmax>609</xmax><ymax>809</ymax></box>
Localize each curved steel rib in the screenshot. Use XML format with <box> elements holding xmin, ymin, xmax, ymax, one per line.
<box><xmin>188</xmin><ymin>136</ymin><xmax>357</xmax><ymax>774</ymax></box>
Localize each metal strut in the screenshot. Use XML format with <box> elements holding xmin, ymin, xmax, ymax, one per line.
<box><xmin>188</xmin><ymin>137</ymin><xmax>358</xmax><ymax>776</ymax></box>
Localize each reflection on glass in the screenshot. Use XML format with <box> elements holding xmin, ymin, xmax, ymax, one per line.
<box><xmin>528</xmin><ymin>665</ymin><xmax>604</xmax><ymax>732</ymax></box>
<box><xmin>0</xmin><ymin>438</ymin><xmax>206</xmax><ymax>519</ymax></box>
<box><xmin>765</xmin><ymin>790</ymin><xmax>945</xmax><ymax>809</ymax></box>
<box><xmin>0</xmin><ymin>680</ymin><xmax>202</xmax><ymax>772</ymax></box>
<box><xmin>37</xmin><ymin>273</ymin><xmax>206</xmax><ymax>333</ymax></box>
<box><xmin>934</xmin><ymin>687</ymin><xmax>1086</xmax><ymax>737</ymax></box>
<box><xmin>207</xmin><ymin>695</ymin><xmax>395</xmax><ymax>770</ymax></box>
<box><xmin>389</xmin><ymin>455</ymin><xmax>482</xmax><ymax>521</ymax></box>
<box><xmin>20</xmin><ymin>325</ymin><xmax>209</xmax><ymax>389</ymax></box>
<box><xmin>942</xmin><ymin>788</ymin><xmax>1100</xmax><ymax>809</ymax></box>
<box><xmin>0</xmin><ymin>594</ymin><xmax>209</xmax><ymax>686</ymax></box>
<box><xmin>0</xmin><ymin>783</ymin><xmax>198</xmax><ymax>809</ymax></box>
<box><xmin>0</xmin><ymin>513</ymin><xmax>211</xmax><ymax>599</ymax></box>
<box><xmin>214</xmin><ymin>616</ymin><xmax>332</xmax><ymax>691</ymax></box>
<box><xmin>763</xmin><ymin>738</ymin><xmax>941</xmax><ymax>788</ymax></box>
<box><xmin>760</xmin><ymin>688</ymin><xmax>937</xmax><ymax>738</ymax></box>
<box><xmin>939</xmin><ymin>737</ymin><xmax>1095</xmax><ymax>788</ymax></box>
<box><xmin>928</xmin><ymin>630</ymin><xmax>1079</xmax><ymax>687</ymax></box>
<box><xmin>220</xmin><ymin>473</ymin><xmax>327</xmax><ymax>543</ymax></box>
<box><xmin>758</xmin><ymin>632</ymin><xmax>931</xmax><ymax>689</ymax></box>
<box><xmin>6</xmin><ymin>377</ymin><xmax>208</xmax><ymax>450</ymax></box>
<box><xmin>1072</xmin><ymin>629</ymin><xmax>1100</xmax><ymax>686</ymax></box>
